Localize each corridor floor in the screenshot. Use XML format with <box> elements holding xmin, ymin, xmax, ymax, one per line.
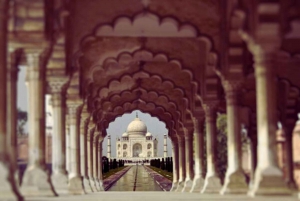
<box><xmin>26</xmin><ymin>165</ymin><xmax>299</xmax><ymax>201</ymax></box>
<box><xmin>28</xmin><ymin>191</ymin><xmax>299</xmax><ymax>201</ymax></box>
<box><xmin>108</xmin><ymin>165</ymin><xmax>163</xmax><ymax>191</ymax></box>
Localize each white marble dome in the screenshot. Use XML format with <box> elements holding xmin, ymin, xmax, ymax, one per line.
<box><xmin>122</xmin><ymin>132</ymin><xmax>128</xmax><ymax>137</ymax></box>
<box><xmin>127</xmin><ymin>117</ymin><xmax>147</xmax><ymax>136</ymax></box>
<box><xmin>146</xmin><ymin>132</ymin><xmax>152</xmax><ymax>137</ymax></box>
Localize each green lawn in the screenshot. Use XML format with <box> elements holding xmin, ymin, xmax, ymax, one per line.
<box><xmin>147</xmin><ymin>166</ymin><xmax>173</xmax><ymax>181</ymax></box>
<box><xmin>102</xmin><ymin>166</ymin><xmax>127</xmax><ymax>179</ymax></box>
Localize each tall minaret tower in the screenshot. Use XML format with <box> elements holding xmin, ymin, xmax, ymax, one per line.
<box><xmin>163</xmin><ymin>134</ymin><xmax>168</xmax><ymax>158</ymax></box>
<box><xmin>107</xmin><ymin>135</ymin><xmax>111</xmax><ymax>158</ymax></box>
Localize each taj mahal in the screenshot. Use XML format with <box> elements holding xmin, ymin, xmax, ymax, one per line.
<box><xmin>106</xmin><ymin>114</ymin><xmax>168</xmax><ymax>162</ymax></box>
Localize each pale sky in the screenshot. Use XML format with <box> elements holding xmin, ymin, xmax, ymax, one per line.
<box><xmin>17</xmin><ymin>68</ymin><xmax>172</xmax><ymax>157</ymax></box>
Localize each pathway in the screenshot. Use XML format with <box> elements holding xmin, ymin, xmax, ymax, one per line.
<box><xmin>108</xmin><ymin>165</ymin><xmax>163</xmax><ymax>191</ymax></box>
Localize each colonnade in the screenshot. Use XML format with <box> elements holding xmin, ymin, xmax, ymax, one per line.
<box><xmin>0</xmin><ymin>0</ymin><xmax>298</xmax><ymax>200</ymax></box>
<box><xmin>0</xmin><ymin>38</ymin><xmax>298</xmax><ymax>200</ymax></box>
<box><xmin>170</xmin><ymin>77</ymin><xmax>297</xmax><ymax>196</ymax></box>
<box><xmin>0</xmin><ymin>41</ymin><xmax>106</xmax><ymax>201</ymax></box>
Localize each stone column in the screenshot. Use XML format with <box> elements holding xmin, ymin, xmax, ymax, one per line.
<box><xmin>6</xmin><ymin>50</ymin><xmax>20</xmax><ymax>185</ymax></box>
<box><xmin>88</xmin><ymin>128</ymin><xmax>97</xmax><ymax>192</ymax></box>
<box><xmin>49</xmin><ymin>79</ymin><xmax>69</xmax><ymax>195</ymax></box>
<box><xmin>93</xmin><ymin>134</ymin><xmax>101</xmax><ymax>191</ymax></box>
<box><xmin>190</xmin><ymin>117</ymin><xmax>205</xmax><ymax>193</ymax></box>
<box><xmin>175</xmin><ymin>135</ymin><xmax>186</xmax><ymax>192</ymax></box>
<box><xmin>284</xmin><ymin>125</ymin><xmax>297</xmax><ymax>190</ymax></box>
<box><xmin>182</xmin><ymin>129</ymin><xmax>194</xmax><ymax>192</ymax></box>
<box><xmin>221</xmin><ymin>81</ymin><xmax>247</xmax><ymax>194</ymax></box>
<box><xmin>170</xmin><ymin>139</ymin><xmax>179</xmax><ymax>191</ymax></box>
<box><xmin>67</xmin><ymin>102</ymin><xmax>85</xmax><ymax>194</ymax></box>
<box><xmin>21</xmin><ymin>52</ymin><xmax>57</xmax><ymax>197</ymax></box>
<box><xmin>249</xmin><ymin>51</ymin><xmax>290</xmax><ymax>196</ymax></box>
<box><xmin>0</xmin><ymin>1</ymin><xmax>23</xmax><ymax>199</ymax></box>
<box><xmin>201</xmin><ymin>104</ymin><xmax>222</xmax><ymax>193</ymax></box>
<box><xmin>65</xmin><ymin>118</ymin><xmax>70</xmax><ymax>172</ymax></box>
<box><xmin>248</xmin><ymin>131</ymin><xmax>257</xmax><ymax>189</ymax></box>
<box><xmin>97</xmin><ymin>139</ymin><xmax>104</xmax><ymax>191</ymax></box>
<box><xmin>80</xmin><ymin>116</ymin><xmax>93</xmax><ymax>193</ymax></box>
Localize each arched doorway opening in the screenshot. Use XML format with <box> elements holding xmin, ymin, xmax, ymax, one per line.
<box><xmin>132</xmin><ymin>143</ymin><xmax>142</xmax><ymax>157</ymax></box>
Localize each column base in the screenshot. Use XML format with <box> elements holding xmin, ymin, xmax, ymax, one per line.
<box><xmin>170</xmin><ymin>182</ymin><xmax>178</xmax><ymax>191</ymax></box>
<box><xmin>68</xmin><ymin>176</ymin><xmax>85</xmax><ymax>195</ymax></box>
<box><xmin>220</xmin><ymin>170</ymin><xmax>248</xmax><ymax>194</ymax></box>
<box><xmin>51</xmin><ymin>171</ymin><xmax>69</xmax><ymax>195</ymax></box>
<box><xmin>89</xmin><ymin>178</ymin><xmax>98</xmax><ymax>192</ymax></box>
<box><xmin>201</xmin><ymin>175</ymin><xmax>222</xmax><ymax>194</ymax></box>
<box><xmin>175</xmin><ymin>180</ymin><xmax>185</xmax><ymax>192</ymax></box>
<box><xmin>94</xmin><ymin>179</ymin><xmax>103</xmax><ymax>191</ymax></box>
<box><xmin>98</xmin><ymin>179</ymin><xmax>104</xmax><ymax>191</ymax></box>
<box><xmin>0</xmin><ymin>160</ymin><xmax>24</xmax><ymax>201</ymax></box>
<box><xmin>248</xmin><ymin>166</ymin><xmax>291</xmax><ymax>196</ymax></box>
<box><xmin>21</xmin><ymin>166</ymin><xmax>57</xmax><ymax>197</ymax></box>
<box><xmin>182</xmin><ymin>179</ymin><xmax>193</xmax><ymax>192</ymax></box>
<box><xmin>83</xmin><ymin>177</ymin><xmax>93</xmax><ymax>193</ymax></box>
<box><xmin>190</xmin><ymin>176</ymin><xmax>205</xmax><ymax>193</ymax></box>
<box><xmin>286</xmin><ymin>180</ymin><xmax>298</xmax><ymax>192</ymax></box>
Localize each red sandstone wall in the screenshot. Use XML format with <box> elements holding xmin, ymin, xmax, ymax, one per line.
<box><xmin>17</xmin><ymin>134</ymin><xmax>52</xmax><ymax>164</ymax></box>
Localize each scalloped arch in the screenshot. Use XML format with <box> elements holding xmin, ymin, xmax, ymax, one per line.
<box><xmin>93</xmin><ymin>12</ymin><xmax>198</xmax><ymax>38</ymax></box>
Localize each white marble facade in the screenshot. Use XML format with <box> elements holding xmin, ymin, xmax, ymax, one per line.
<box><xmin>116</xmin><ymin>115</ymin><xmax>158</xmax><ymax>159</ymax></box>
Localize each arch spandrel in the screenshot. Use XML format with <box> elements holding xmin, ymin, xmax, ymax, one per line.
<box><xmin>94</xmin><ymin>74</ymin><xmax>190</xmax><ymax>111</ymax></box>
<box><xmin>80</xmin><ymin>40</ymin><xmax>210</xmax><ymax>95</ymax></box>
<box><xmin>96</xmin><ymin>99</ymin><xmax>177</xmax><ymax>128</ymax></box>
<box><xmin>97</xmin><ymin>92</ymin><xmax>182</xmax><ymax>125</ymax></box>
<box><xmin>99</xmin><ymin>104</ymin><xmax>177</xmax><ymax>138</ymax></box>
<box><xmin>96</xmin><ymin>89</ymin><xmax>183</xmax><ymax>121</ymax></box>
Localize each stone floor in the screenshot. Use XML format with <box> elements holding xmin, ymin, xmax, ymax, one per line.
<box><xmin>27</xmin><ymin>192</ymin><xmax>299</xmax><ymax>201</ymax></box>
<box><xmin>24</xmin><ymin>165</ymin><xmax>300</xmax><ymax>201</ymax></box>
<box><xmin>109</xmin><ymin>165</ymin><xmax>162</xmax><ymax>191</ymax></box>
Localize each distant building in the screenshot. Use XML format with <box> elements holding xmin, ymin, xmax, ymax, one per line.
<box><xmin>111</xmin><ymin>114</ymin><xmax>167</xmax><ymax>161</ymax></box>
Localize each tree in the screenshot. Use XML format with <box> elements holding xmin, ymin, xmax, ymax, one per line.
<box><xmin>216</xmin><ymin>113</ymin><xmax>228</xmax><ymax>183</ymax></box>
<box><xmin>17</xmin><ymin>108</ymin><xmax>28</xmax><ymax>136</ymax></box>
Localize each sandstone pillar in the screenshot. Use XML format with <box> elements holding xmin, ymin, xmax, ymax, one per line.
<box><xmin>0</xmin><ymin>1</ymin><xmax>23</xmax><ymax>199</ymax></box>
<box><xmin>49</xmin><ymin>79</ymin><xmax>69</xmax><ymax>195</ymax></box>
<box><xmin>67</xmin><ymin>103</ymin><xmax>85</xmax><ymax>194</ymax></box>
<box><xmin>88</xmin><ymin>128</ymin><xmax>97</xmax><ymax>192</ymax></box>
<box><xmin>65</xmin><ymin>120</ymin><xmax>70</xmax><ymax>172</ymax></box>
<box><xmin>248</xmin><ymin>129</ymin><xmax>257</xmax><ymax>188</ymax></box>
<box><xmin>170</xmin><ymin>139</ymin><xmax>179</xmax><ymax>191</ymax></box>
<box><xmin>21</xmin><ymin>52</ymin><xmax>57</xmax><ymax>197</ymax></box>
<box><xmin>182</xmin><ymin>129</ymin><xmax>194</xmax><ymax>192</ymax></box>
<box><xmin>201</xmin><ymin>104</ymin><xmax>222</xmax><ymax>193</ymax></box>
<box><xmin>248</xmin><ymin>51</ymin><xmax>290</xmax><ymax>196</ymax></box>
<box><xmin>221</xmin><ymin>81</ymin><xmax>247</xmax><ymax>194</ymax></box>
<box><xmin>80</xmin><ymin>116</ymin><xmax>93</xmax><ymax>193</ymax></box>
<box><xmin>284</xmin><ymin>126</ymin><xmax>297</xmax><ymax>190</ymax></box>
<box><xmin>97</xmin><ymin>139</ymin><xmax>104</xmax><ymax>191</ymax></box>
<box><xmin>6</xmin><ymin>50</ymin><xmax>20</xmax><ymax>185</ymax></box>
<box><xmin>175</xmin><ymin>135</ymin><xmax>186</xmax><ymax>192</ymax></box>
<box><xmin>92</xmin><ymin>134</ymin><xmax>101</xmax><ymax>191</ymax></box>
<box><xmin>190</xmin><ymin>117</ymin><xmax>205</xmax><ymax>193</ymax></box>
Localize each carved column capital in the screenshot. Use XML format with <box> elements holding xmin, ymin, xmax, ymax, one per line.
<box><xmin>67</xmin><ymin>101</ymin><xmax>83</xmax><ymax>124</ymax></box>
<box><xmin>223</xmin><ymin>80</ymin><xmax>243</xmax><ymax>106</ymax></box>
<box><xmin>178</xmin><ymin>135</ymin><xmax>185</xmax><ymax>145</ymax></box>
<box><xmin>203</xmin><ymin>102</ymin><xmax>218</xmax><ymax>122</ymax></box>
<box><xmin>48</xmin><ymin>77</ymin><xmax>69</xmax><ymax>94</ymax></box>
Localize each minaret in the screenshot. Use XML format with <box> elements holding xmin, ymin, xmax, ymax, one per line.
<box><xmin>107</xmin><ymin>135</ymin><xmax>111</xmax><ymax>158</ymax></box>
<box><xmin>164</xmin><ymin>134</ymin><xmax>167</xmax><ymax>158</ymax></box>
